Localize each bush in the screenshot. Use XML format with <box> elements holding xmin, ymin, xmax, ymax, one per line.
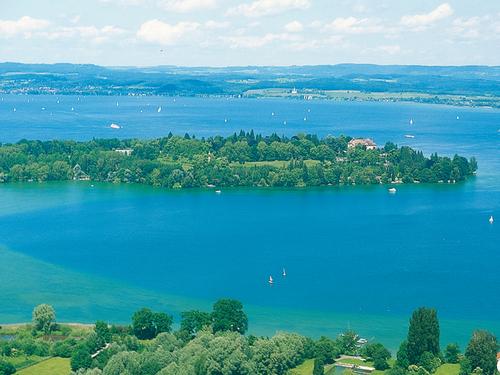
<box><xmin>313</xmin><ymin>357</ymin><xmax>325</xmax><ymax>375</ymax></box>
<box><xmin>52</xmin><ymin>338</ymin><xmax>78</xmax><ymax>357</ymax></box>
<box><xmin>444</xmin><ymin>343</ymin><xmax>461</xmax><ymax>364</ymax></box>
<box><xmin>0</xmin><ymin>360</ymin><xmax>16</xmax><ymax>375</ymax></box>
<box><xmin>418</xmin><ymin>351</ymin><xmax>441</xmax><ymax>373</ymax></box>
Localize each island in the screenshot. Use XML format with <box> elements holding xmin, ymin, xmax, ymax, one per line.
<box><xmin>0</xmin><ymin>132</ymin><xmax>476</xmax><ymax>188</ymax></box>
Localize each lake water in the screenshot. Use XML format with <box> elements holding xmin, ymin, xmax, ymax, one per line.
<box><xmin>0</xmin><ymin>95</ymin><xmax>499</xmax><ymax>350</ymax></box>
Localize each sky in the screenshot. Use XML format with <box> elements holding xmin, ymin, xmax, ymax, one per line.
<box><xmin>0</xmin><ymin>0</ymin><xmax>499</xmax><ymax>67</ymax></box>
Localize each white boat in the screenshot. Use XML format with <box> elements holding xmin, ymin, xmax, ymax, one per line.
<box><xmin>215</xmin><ymin>190</ymin><xmax>222</xmax><ymax>194</ymax></box>
<box><xmin>157</xmin><ymin>106</ymin><xmax>162</xmax><ymax>113</ymax></box>
<box><xmin>13</xmin><ymin>108</ymin><xmax>16</xmax><ymax>112</ymax></box>
<box><xmin>388</xmin><ymin>188</ymin><xmax>397</xmax><ymax>193</ymax></box>
<box><xmin>303</xmin><ymin>117</ymin><xmax>307</xmax><ymax>121</ymax></box>
<box><xmin>456</xmin><ymin>116</ymin><xmax>460</xmax><ymax>120</ymax></box>
<box><xmin>116</xmin><ymin>102</ymin><xmax>119</xmax><ymax>107</ymax></box>
<box><xmin>110</xmin><ymin>123</ymin><xmax>121</xmax><ymax>129</ymax></box>
<box><xmin>71</xmin><ymin>107</ymin><xmax>74</xmax><ymax>111</ymax></box>
<box><xmin>268</xmin><ymin>275</ymin><xmax>274</xmax><ymax>285</ymax></box>
<box><xmin>283</xmin><ymin>121</ymin><xmax>287</xmax><ymax>125</ymax></box>
<box><xmin>282</xmin><ymin>268</ymin><xmax>286</xmax><ymax>277</ymax></box>
<box><xmin>405</xmin><ymin>134</ymin><xmax>415</xmax><ymax>139</ymax></box>
<box><xmin>409</xmin><ymin>119</ymin><xmax>414</xmax><ymax>126</ymax></box>
<box><xmin>224</xmin><ymin>118</ymin><xmax>228</xmax><ymax>123</ymax></box>
<box><xmin>489</xmin><ymin>215</ymin><xmax>494</xmax><ymax>224</ymax></box>
<box><xmin>271</xmin><ymin>112</ymin><xmax>275</xmax><ymax>116</ymax></box>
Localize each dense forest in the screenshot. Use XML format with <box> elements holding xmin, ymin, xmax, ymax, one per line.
<box><xmin>0</xmin><ymin>132</ymin><xmax>477</xmax><ymax>189</ymax></box>
<box><xmin>0</xmin><ymin>303</ymin><xmax>497</xmax><ymax>375</ymax></box>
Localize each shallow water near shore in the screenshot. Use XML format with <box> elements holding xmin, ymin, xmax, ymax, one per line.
<box><xmin>0</xmin><ymin>95</ymin><xmax>499</xmax><ymax>350</ymax></box>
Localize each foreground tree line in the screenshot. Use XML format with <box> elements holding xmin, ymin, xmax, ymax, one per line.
<box><xmin>0</xmin><ymin>131</ymin><xmax>477</xmax><ymax>188</ymax></box>
<box><xmin>0</xmin><ymin>303</ymin><xmax>497</xmax><ymax>375</ymax></box>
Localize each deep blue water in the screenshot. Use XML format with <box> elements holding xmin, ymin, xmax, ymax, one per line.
<box><xmin>0</xmin><ymin>95</ymin><xmax>499</xmax><ymax>348</ymax></box>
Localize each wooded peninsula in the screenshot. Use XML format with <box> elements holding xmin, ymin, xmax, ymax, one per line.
<box><xmin>0</xmin><ymin>132</ymin><xmax>477</xmax><ymax>188</ymax></box>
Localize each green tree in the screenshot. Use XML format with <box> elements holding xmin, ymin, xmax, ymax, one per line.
<box><xmin>314</xmin><ymin>336</ymin><xmax>339</xmax><ymax>364</ymax></box>
<box><xmin>407</xmin><ymin>307</ymin><xmax>440</xmax><ymax>365</ymax></box>
<box><xmin>0</xmin><ymin>360</ymin><xmax>16</xmax><ymax>375</ymax></box>
<box><xmin>338</xmin><ymin>330</ymin><xmax>359</xmax><ymax>355</ymax></box>
<box><xmin>95</xmin><ymin>321</ymin><xmax>111</xmax><ymax>347</ymax></box>
<box><xmin>132</xmin><ymin>308</ymin><xmax>173</xmax><ymax>340</ymax></box>
<box><xmin>212</xmin><ymin>299</ymin><xmax>248</xmax><ymax>334</ymax></box>
<box><xmin>32</xmin><ymin>304</ymin><xmax>56</xmax><ymax>334</ymax></box>
<box><xmin>313</xmin><ymin>357</ymin><xmax>325</xmax><ymax>375</ymax></box>
<box><xmin>461</xmin><ymin>330</ymin><xmax>498</xmax><ymax>375</ymax></box>
<box><xmin>180</xmin><ymin>310</ymin><xmax>212</xmax><ymax>339</ymax></box>
<box><xmin>444</xmin><ymin>343</ymin><xmax>461</xmax><ymax>364</ymax></box>
<box><xmin>71</xmin><ymin>344</ymin><xmax>93</xmax><ymax>371</ymax></box>
<box><xmin>396</xmin><ymin>341</ymin><xmax>410</xmax><ymax>369</ymax></box>
<box><xmin>364</xmin><ymin>343</ymin><xmax>392</xmax><ymax>370</ymax></box>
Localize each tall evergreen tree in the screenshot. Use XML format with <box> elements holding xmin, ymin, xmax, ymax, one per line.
<box><xmin>407</xmin><ymin>307</ymin><xmax>440</xmax><ymax>364</ymax></box>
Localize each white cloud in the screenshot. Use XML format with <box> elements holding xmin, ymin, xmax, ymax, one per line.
<box><xmin>205</xmin><ymin>20</ymin><xmax>230</xmax><ymax>29</ymax></box>
<box><xmin>284</xmin><ymin>20</ymin><xmax>303</xmax><ymax>33</ymax></box>
<box><xmin>158</xmin><ymin>0</ymin><xmax>217</xmax><ymax>12</ymax></box>
<box><xmin>0</xmin><ymin>16</ymin><xmax>50</xmax><ymax>38</ymax></box>
<box><xmin>401</xmin><ymin>3</ymin><xmax>453</xmax><ymax>29</ymax></box>
<box><xmin>137</xmin><ymin>19</ymin><xmax>199</xmax><ymax>45</ymax></box>
<box><xmin>226</xmin><ymin>0</ymin><xmax>310</xmax><ymax>18</ymax></box>
<box><xmin>374</xmin><ymin>45</ymin><xmax>401</xmax><ymax>55</ymax></box>
<box><xmin>324</xmin><ymin>17</ymin><xmax>383</xmax><ymax>34</ymax></box>
<box><xmin>41</xmin><ymin>25</ymin><xmax>126</xmax><ymax>44</ymax></box>
<box><xmin>221</xmin><ymin>32</ymin><xmax>300</xmax><ymax>48</ymax></box>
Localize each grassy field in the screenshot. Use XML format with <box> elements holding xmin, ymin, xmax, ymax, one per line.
<box><xmin>435</xmin><ymin>364</ymin><xmax>460</xmax><ymax>375</ymax></box>
<box><xmin>289</xmin><ymin>359</ymin><xmax>315</xmax><ymax>375</ymax></box>
<box><xmin>17</xmin><ymin>357</ymin><xmax>71</xmax><ymax>375</ymax></box>
<box><xmin>3</xmin><ymin>355</ymin><xmax>46</xmax><ymax>369</ymax></box>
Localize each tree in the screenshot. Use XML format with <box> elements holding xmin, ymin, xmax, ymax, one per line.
<box><xmin>314</xmin><ymin>336</ymin><xmax>339</xmax><ymax>364</ymax></box>
<box><xmin>396</xmin><ymin>341</ymin><xmax>410</xmax><ymax>369</ymax></box>
<box><xmin>71</xmin><ymin>344</ymin><xmax>93</xmax><ymax>371</ymax></box>
<box><xmin>338</xmin><ymin>330</ymin><xmax>359</xmax><ymax>355</ymax></box>
<box><xmin>32</xmin><ymin>304</ymin><xmax>56</xmax><ymax>334</ymax></box>
<box><xmin>444</xmin><ymin>343</ymin><xmax>461</xmax><ymax>364</ymax></box>
<box><xmin>419</xmin><ymin>351</ymin><xmax>441</xmax><ymax>373</ymax></box>
<box><xmin>180</xmin><ymin>310</ymin><xmax>212</xmax><ymax>339</ymax></box>
<box><xmin>407</xmin><ymin>307</ymin><xmax>440</xmax><ymax>365</ymax></box>
<box><xmin>132</xmin><ymin>308</ymin><xmax>173</xmax><ymax>340</ymax></box>
<box><xmin>212</xmin><ymin>299</ymin><xmax>248</xmax><ymax>334</ymax></box>
<box><xmin>0</xmin><ymin>360</ymin><xmax>16</xmax><ymax>375</ymax></box>
<box><xmin>461</xmin><ymin>330</ymin><xmax>498</xmax><ymax>375</ymax></box>
<box><xmin>313</xmin><ymin>357</ymin><xmax>325</xmax><ymax>375</ymax></box>
<box><xmin>95</xmin><ymin>321</ymin><xmax>111</xmax><ymax>347</ymax></box>
<box><xmin>364</xmin><ymin>343</ymin><xmax>391</xmax><ymax>370</ymax></box>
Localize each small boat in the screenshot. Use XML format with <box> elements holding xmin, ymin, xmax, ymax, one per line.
<box><xmin>282</xmin><ymin>268</ymin><xmax>286</xmax><ymax>277</ymax></box>
<box><xmin>116</xmin><ymin>102</ymin><xmax>119</xmax><ymax>107</ymax></box>
<box><xmin>388</xmin><ymin>187</ymin><xmax>397</xmax><ymax>193</ymax></box>
<box><xmin>57</xmin><ymin>100</ymin><xmax>60</xmax><ymax>104</ymax></box>
<box><xmin>215</xmin><ymin>190</ymin><xmax>222</xmax><ymax>194</ymax></box>
<box><xmin>268</xmin><ymin>275</ymin><xmax>274</xmax><ymax>285</ymax></box>
<box><xmin>224</xmin><ymin>118</ymin><xmax>228</xmax><ymax>123</ymax></box>
<box><xmin>405</xmin><ymin>134</ymin><xmax>415</xmax><ymax>139</ymax></box>
<box><xmin>303</xmin><ymin>117</ymin><xmax>307</xmax><ymax>121</ymax></box>
<box><xmin>110</xmin><ymin>123</ymin><xmax>121</xmax><ymax>129</ymax></box>
<box><xmin>71</xmin><ymin>107</ymin><xmax>74</xmax><ymax>111</ymax></box>
<box><xmin>13</xmin><ymin>108</ymin><xmax>16</xmax><ymax>112</ymax></box>
<box><xmin>157</xmin><ymin>106</ymin><xmax>162</xmax><ymax>113</ymax></box>
<box><xmin>271</xmin><ymin>112</ymin><xmax>275</xmax><ymax>116</ymax></box>
<box><xmin>456</xmin><ymin>116</ymin><xmax>460</xmax><ymax>120</ymax></box>
<box><xmin>409</xmin><ymin>118</ymin><xmax>414</xmax><ymax>126</ymax></box>
<box><xmin>283</xmin><ymin>121</ymin><xmax>287</xmax><ymax>125</ymax></box>
<box><xmin>489</xmin><ymin>215</ymin><xmax>494</xmax><ymax>224</ymax></box>
<box><xmin>41</xmin><ymin>107</ymin><xmax>46</xmax><ymax>110</ymax></box>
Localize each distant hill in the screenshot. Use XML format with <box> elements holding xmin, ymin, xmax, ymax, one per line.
<box><xmin>1</xmin><ymin>62</ymin><xmax>499</xmax><ymax>99</ymax></box>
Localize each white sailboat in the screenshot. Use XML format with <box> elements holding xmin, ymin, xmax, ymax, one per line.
<box><xmin>268</xmin><ymin>275</ymin><xmax>274</xmax><ymax>285</ymax></box>
<box><xmin>110</xmin><ymin>123</ymin><xmax>121</xmax><ymax>129</ymax></box>
<box><xmin>388</xmin><ymin>187</ymin><xmax>397</xmax><ymax>193</ymax></box>
<box><xmin>157</xmin><ymin>106</ymin><xmax>162</xmax><ymax>113</ymax></box>
<box><xmin>282</xmin><ymin>268</ymin><xmax>286</xmax><ymax>277</ymax></box>
<box><xmin>409</xmin><ymin>119</ymin><xmax>414</xmax><ymax>126</ymax></box>
<box><xmin>489</xmin><ymin>215</ymin><xmax>494</xmax><ymax>224</ymax></box>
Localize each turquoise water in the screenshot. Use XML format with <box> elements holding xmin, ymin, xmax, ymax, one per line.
<box><xmin>0</xmin><ymin>95</ymin><xmax>499</xmax><ymax>350</ymax></box>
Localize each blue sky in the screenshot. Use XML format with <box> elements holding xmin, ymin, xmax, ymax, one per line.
<box><xmin>1</xmin><ymin>0</ymin><xmax>499</xmax><ymax>66</ymax></box>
